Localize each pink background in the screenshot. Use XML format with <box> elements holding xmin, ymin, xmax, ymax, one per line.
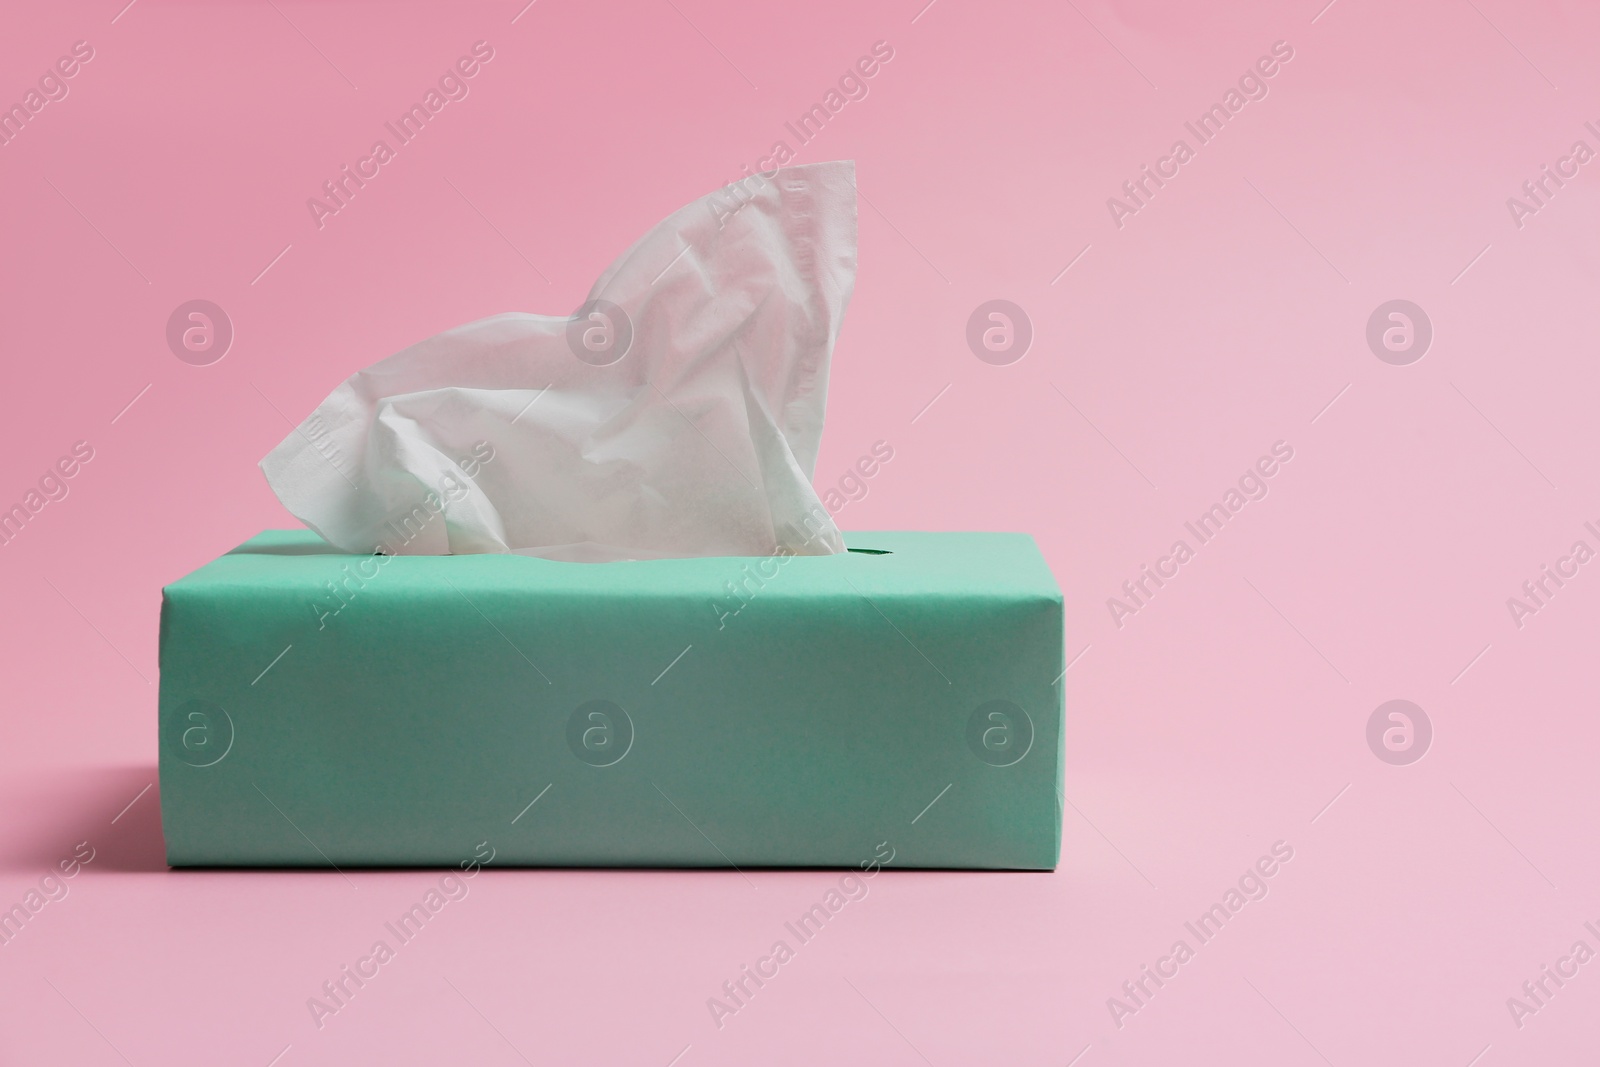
<box><xmin>3</xmin><ymin>0</ymin><xmax>1598</xmax><ymax>1062</ymax></box>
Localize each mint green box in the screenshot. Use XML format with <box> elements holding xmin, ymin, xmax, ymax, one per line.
<box><xmin>158</xmin><ymin>530</ymin><xmax>1064</xmax><ymax>869</ymax></box>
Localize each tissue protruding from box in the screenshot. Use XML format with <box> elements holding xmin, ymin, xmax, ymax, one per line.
<box><xmin>262</xmin><ymin>161</ymin><xmax>859</xmax><ymax>563</ymax></box>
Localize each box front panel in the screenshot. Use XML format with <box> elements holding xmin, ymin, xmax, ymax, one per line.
<box><xmin>159</xmin><ymin>540</ymin><xmax>1062</xmax><ymax>869</ymax></box>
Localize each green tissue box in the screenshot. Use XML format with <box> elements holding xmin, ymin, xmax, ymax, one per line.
<box><xmin>158</xmin><ymin>530</ymin><xmax>1064</xmax><ymax>869</ymax></box>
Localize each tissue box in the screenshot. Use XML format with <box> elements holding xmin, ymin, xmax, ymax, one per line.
<box><xmin>158</xmin><ymin>530</ymin><xmax>1064</xmax><ymax>869</ymax></box>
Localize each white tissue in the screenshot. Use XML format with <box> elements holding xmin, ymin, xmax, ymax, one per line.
<box><xmin>261</xmin><ymin>160</ymin><xmax>858</xmax><ymax>562</ymax></box>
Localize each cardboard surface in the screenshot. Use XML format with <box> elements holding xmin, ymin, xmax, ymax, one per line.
<box><xmin>159</xmin><ymin>531</ymin><xmax>1064</xmax><ymax>869</ymax></box>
